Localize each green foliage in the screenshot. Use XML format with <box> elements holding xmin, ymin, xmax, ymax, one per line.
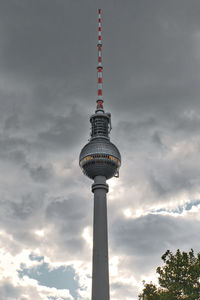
<box><xmin>138</xmin><ymin>282</ymin><xmax>160</xmax><ymax>300</ymax></box>
<box><xmin>139</xmin><ymin>249</ymin><xmax>200</xmax><ymax>300</ymax></box>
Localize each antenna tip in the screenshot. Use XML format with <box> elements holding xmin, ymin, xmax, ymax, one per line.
<box><xmin>98</xmin><ymin>9</ymin><xmax>102</xmax><ymax>14</ymax></box>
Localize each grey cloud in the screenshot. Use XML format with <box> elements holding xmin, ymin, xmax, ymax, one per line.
<box><xmin>0</xmin><ymin>279</ymin><xmax>22</xmax><ymax>300</ymax></box>
<box><xmin>151</xmin><ymin>131</ymin><xmax>166</xmax><ymax>149</ymax></box>
<box><xmin>38</xmin><ymin>106</ymin><xmax>87</xmax><ymax>151</ymax></box>
<box><xmin>0</xmin><ymin>136</ymin><xmax>54</xmax><ymax>184</ymax></box>
<box><xmin>25</xmin><ymin>163</ymin><xmax>53</xmax><ymax>183</ymax></box>
<box><xmin>110</xmin><ymin>213</ymin><xmax>200</xmax><ymax>275</ymax></box>
<box><xmin>148</xmin><ymin>168</ymin><xmax>193</xmax><ymax>197</ymax></box>
<box><xmin>147</xmin><ymin>153</ymin><xmax>200</xmax><ymax>198</ymax></box>
<box><xmin>43</xmin><ymin>195</ymin><xmax>92</xmax><ymax>257</ymax></box>
<box><xmin>46</xmin><ymin>196</ymin><xmax>90</xmax><ymax>224</ymax></box>
<box><xmin>0</xmin><ymin>191</ymin><xmax>91</xmax><ymax>260</ymax></box>
<box><xmin>0</xmin><ymin>0</ymin><xmax>96</xmax><ymax>88</ymax></box>
<box><xmin>0</xmin><ymin>136</ymin><xmax>29</xmax><ymax>157</ymax></box>
<box><xmin>45</xmin><ymin>196</ymin><xmax>91</xmax><ymax>255</ymax></box>
<box><xmin>4</xmin><ymin>112</ymin><xmax>20</xmax><ymax>130</ymax></box>
<box><xmin>0</xmin><ymin>192</ymin><xmax>46</xmax><ymax>247</ymax></box>
<box><xmin>111</xmin><ymin>282</ymin><xmax>138</xmax><ymax>300</ymax></box>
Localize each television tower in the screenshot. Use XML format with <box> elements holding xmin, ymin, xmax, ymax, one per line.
<box><xmin>79</xmin><ymin>9</ymin><xmax>121</xmax><ymax>300</ymax></box>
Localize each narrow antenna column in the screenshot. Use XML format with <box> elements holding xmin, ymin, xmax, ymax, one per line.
<box><xmin>96</xmin><ymin>9</ymin><xmax>104</xmax><ymax>112</ymax></box>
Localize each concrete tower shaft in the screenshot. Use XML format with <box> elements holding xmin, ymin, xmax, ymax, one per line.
<box><xmin>92</xmin><ymin>176</ymin><xmax>109</xmax><ymax>300</ymax></box>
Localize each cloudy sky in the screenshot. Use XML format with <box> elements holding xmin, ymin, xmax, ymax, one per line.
<box><xmin>1</xmin><ymin>0</ymin><xmax>200</xmax><ymax>299</ymax></box>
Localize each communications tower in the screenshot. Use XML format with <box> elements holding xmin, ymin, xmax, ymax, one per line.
<box><xmin>79</xmin><ymin>9</ymin><xmax>121</xmax><ymax>300</ymax></box>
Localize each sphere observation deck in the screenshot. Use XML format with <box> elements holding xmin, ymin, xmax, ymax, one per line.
<box><xmin>79</xmin><ymin>104</ymin><xmax>121</xmax><ymax>180</ymax></box>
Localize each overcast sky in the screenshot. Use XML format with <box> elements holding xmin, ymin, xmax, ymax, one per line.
<box><xmin>1</xmin><ymin>0</ymin><xmax>200</xmax><ymax>299</ymax></box>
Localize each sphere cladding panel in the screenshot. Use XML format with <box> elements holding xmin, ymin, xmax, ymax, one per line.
<box><xmin>79</xmin><ymin>138</ymin><xmax>121</xmax><ymax>179</ymax></box>
<box><xmin>79</xmin><ymin>138</ymin><xmax>121</xmax><ymax>161</ymax></box>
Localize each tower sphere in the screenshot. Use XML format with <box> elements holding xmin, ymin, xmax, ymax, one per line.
<box><xmin>79</xmin><ymin>137</ymin><xmax>121</xmax><ymax>180</ymax></box>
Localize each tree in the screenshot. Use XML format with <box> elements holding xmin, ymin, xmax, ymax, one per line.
<box><xmin>138</xmin><ymin>282</ymin><xmax>160</xmax><ymax>300</ymax></box>
<box><xmin>139</xmin><ymin>249</ymin><xmax>200</xmax><ymax>300</ymax></box>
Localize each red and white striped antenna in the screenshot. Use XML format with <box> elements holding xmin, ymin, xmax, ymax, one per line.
<box><xmin>96</xmin><ymin>9</ymin><xmax>104</xmax><ymax>112</ymax></box>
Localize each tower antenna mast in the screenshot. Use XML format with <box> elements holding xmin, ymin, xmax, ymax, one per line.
<box><xmin>96</xmin><ymin>8</ymin><xmax>104</xmax><ymax>111</ymax></box>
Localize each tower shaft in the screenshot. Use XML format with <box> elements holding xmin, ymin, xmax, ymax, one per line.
<box><xmin>92</xmin><ymin>176</ymin><xmax>110</xmax><ymax>300</ymax></box>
